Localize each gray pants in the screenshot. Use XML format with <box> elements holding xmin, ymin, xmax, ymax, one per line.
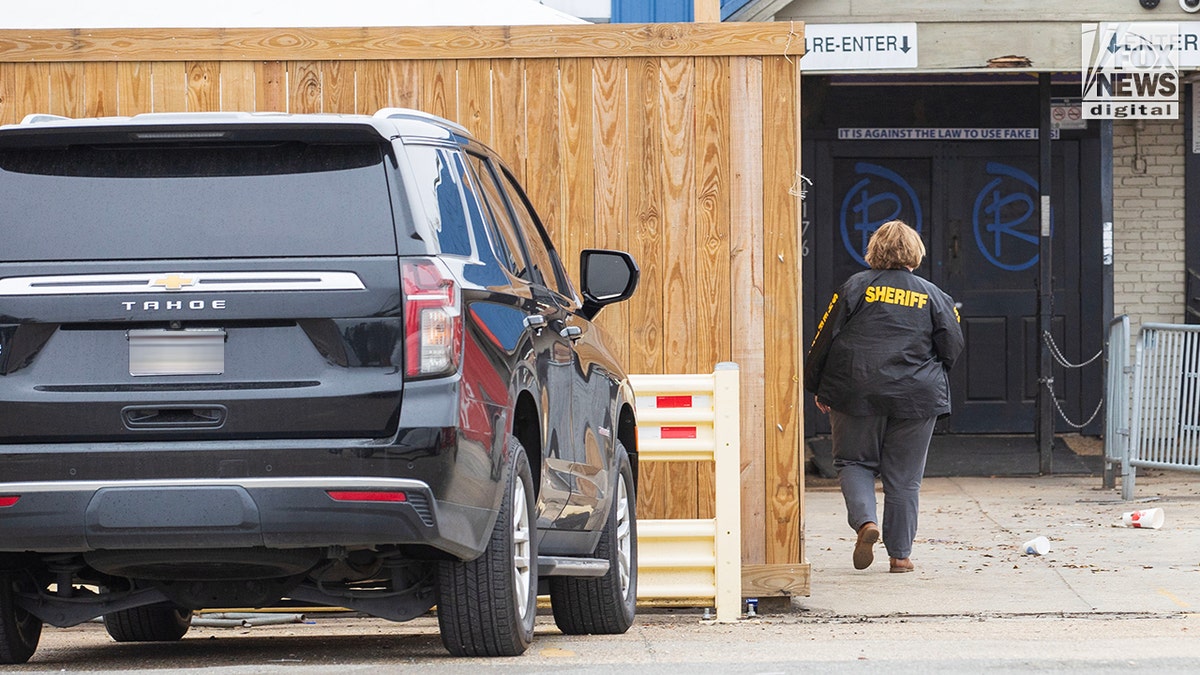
<box><xmin>829</xmin><ymin>410</ymin><xmax>937</xmax><ymax>560</ymax></box>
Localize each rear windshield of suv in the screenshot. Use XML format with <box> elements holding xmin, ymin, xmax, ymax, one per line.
<box><xmin>0</xmin><ymin>141</ymin><xmax>398</xmax><ymax>261</ymax></box>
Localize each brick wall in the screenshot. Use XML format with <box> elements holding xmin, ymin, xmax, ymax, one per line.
<box><xmin>1112</xmin><ymin>119</ymin><xmax>1187</xmax><ymax>334</ymax></box>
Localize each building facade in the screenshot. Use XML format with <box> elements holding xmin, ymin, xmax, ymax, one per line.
<box><xmin>728</xmin><ymin>0</ymin><xmax>1196</xmax><ymax>438</ymax></box>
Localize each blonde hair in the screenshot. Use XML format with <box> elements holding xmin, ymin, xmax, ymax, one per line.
<box><xmin>865</xmin><ymin>220</ymin><xmax>925</xmax><ymax>270</ymax></box>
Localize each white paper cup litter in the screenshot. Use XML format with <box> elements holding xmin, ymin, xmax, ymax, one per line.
<box><xmin>1121</xmin><ymin>507</ymin><xmax>1165</xmax><ymax>529</ymax></box>
<box><xmin>1021</xmin><ymin>535</ymin><xmax>1051</xmax><ymax>555</ymax></box>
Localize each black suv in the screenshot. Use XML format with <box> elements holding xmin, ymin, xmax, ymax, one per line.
<box><xmin>0</xmin><ymin>109</ymin><xmax>640</xmax><ymax>662</ymax></box>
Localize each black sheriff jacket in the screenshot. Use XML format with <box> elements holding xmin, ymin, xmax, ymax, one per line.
<box><xmin>804</xmin><ymin>268</ymin><xmax>964</xmax><ymax>418</ymax></box>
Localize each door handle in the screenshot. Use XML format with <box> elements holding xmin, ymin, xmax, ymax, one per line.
<box><xmin>524</xmin><ymin>314</ymin><xmax>547</xmax><ymax>332</ymax></box>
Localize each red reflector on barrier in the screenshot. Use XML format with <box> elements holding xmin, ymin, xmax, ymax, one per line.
<box><xmin>326</xmin><ymin>491</ymin><xmax>407</xmax><ymax>503</ymax></box>
<box><xmin>656</xmin><ymin>395</ymin><xmax>693</xmax><ymax>408</ymax></box>
<box><xmin>660</xmin><ymin>426</ymin><xmax>697</xmax><ymax>439</ymax></box>
<box><xmin>0</xmin><ymin>496</ymin><xmax>19</xmax><ymax>507</ymax></box>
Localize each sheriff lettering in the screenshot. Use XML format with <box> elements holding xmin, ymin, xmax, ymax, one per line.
<box><xmin>864</xmin><ymin>285</ymin><xmax>928</xmax><ymax>308</ymax></box>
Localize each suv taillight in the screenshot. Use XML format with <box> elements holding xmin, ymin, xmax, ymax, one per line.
<box><xmin>402</xmin><ymin>261</ymin><xmax>462</xmax><ymax>378</ymax></box>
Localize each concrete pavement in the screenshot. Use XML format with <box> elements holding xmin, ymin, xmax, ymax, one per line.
<box><xmin>796</xmin><ymin>468</ymin><xmax>1200</xmax><ymax>618</ymax></box>
<box><xmin>16</xmin><ymin>467</ymin><xmax>1200</xmax><ymax>673</ymax></box>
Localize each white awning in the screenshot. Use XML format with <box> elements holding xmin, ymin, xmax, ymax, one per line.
<box><xmin>0</xmin><ymin>0</ymin><xmax>589</xmax><ymax>28</ymax></box>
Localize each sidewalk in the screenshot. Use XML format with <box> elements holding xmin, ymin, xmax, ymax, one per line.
<box><xmin>797</xmin><ymin>469</ymin><xmax>1200</xmax><ymax>617</ymax></box>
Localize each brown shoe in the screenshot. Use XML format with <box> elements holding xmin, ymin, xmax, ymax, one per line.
<box><xmin>889</xmin><ymin>557</ymin><xmax>914</xmax><ymax>573</ymax></box>
<box><xmin>853</xmin><ymin>522</ymin><xmax>881</xmax><ymax>570</ymax></box>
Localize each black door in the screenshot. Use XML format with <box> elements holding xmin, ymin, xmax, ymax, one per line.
<box><xmin>941</xmin><ymin>144</ymin><xmax>1080</xmax><ymax>432</ymax></box>
<box><xmin>806</xmin><ymin>140</ymin><xmax>1093</xmax><ymax>434</ymax></box>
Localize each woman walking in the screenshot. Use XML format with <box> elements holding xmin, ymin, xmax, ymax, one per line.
<box><xmin>804</xmin><ymin>220</ymin><xmax>964</xmax><ymax>573</ymax></box>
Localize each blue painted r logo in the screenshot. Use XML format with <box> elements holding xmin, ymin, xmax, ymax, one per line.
<box><xmin>972</xmin><ymin>162</ymin><xmax>1046</xmax><ymax>272</ymax></box>
<box><xmin>839</xmin><ymin>162</ymin><xmax>923</xmax><ymax>267</ymax></box>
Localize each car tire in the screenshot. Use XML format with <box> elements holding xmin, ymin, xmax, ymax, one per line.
<box><xmin>102</xmin><ymin>604</ymin><xmax>193</xmax><ymax>642</ymax></box>
<box><xmin>549</xmin><ymin>441</ymin><xmax>637</xmax><ymax>635</ymax></box>
<box><xmin>437</xmin><ymin>437</ymin><xmax>537</xmax><ymax>656</ymax></box>
<box><xmin>0</xmin><ymin>575</ymin><xmax>42</xmax><ymax>664</ymax></box>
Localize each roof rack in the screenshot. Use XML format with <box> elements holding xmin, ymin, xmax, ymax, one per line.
<box><xmin>20</xmin><ymin>113</ymin><xmax>72</xmax><ymax>125</ymax></box>
<box><xmin>373</xmin><ymin>108</ymin><xmax>469</xmax><ymax>135</ymax></box>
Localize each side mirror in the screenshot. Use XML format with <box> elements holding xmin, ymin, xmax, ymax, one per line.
<box><xmin>579</xmin><ymin>249</ymin><xmax>639</xmax><ymax>320</ymax></box>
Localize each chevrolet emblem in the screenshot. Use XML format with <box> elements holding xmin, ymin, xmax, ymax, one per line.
<box><xmin>151</xmin><ymin>274</ymin><xmax>197</xmax><ymax>291</ymax></box>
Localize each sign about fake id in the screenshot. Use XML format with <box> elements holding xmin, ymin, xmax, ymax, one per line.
<box><xmin>1082</xmin><ymin>22</ymin><xmax>1179</xmax><ymax>120</ymax></box>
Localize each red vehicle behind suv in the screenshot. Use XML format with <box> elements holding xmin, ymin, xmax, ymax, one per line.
<box><xmin>0</xmin><ymin>109</ymin><xmax>640</xmax><ymax>661</ymax></box>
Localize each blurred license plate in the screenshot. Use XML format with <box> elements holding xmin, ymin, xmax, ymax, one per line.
<box><xmin>128</xmin><ymin>328</ymin><xmax>225</xmax><ymax>376</ymax></box>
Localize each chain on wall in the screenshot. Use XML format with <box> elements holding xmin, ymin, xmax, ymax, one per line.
<box><xmin>1041</xmin><ymin>330</ymin><xmax>1104</xmax><ymax>429</ymax></box>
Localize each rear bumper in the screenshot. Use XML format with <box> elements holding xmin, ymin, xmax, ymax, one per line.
<box><xmin>0</xmin><ymin>477</ymin><xmax>480</xmax><ymax>557</ymax></box>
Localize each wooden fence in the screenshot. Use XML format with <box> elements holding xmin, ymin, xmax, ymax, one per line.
<box><xmin>0</xmin><ymin>22</ymin><xmax>808</xmax><ymax>596</ymax></box>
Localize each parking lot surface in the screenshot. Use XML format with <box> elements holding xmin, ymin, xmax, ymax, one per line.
<box><xmin>12</xmin><ymin>470</ymin><xmax>1200</xmax><ymax>673</ymax></box>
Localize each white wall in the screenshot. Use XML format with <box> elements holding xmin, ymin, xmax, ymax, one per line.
<box><xmin>1112</xmin><ymin>120</ymin><xmax>1188</xmax><ymax>333</ymax></box>
<box><xmin>538</xmin><ymin>0</ymin><xmax>610</xmax><ymax>22</ymax></box>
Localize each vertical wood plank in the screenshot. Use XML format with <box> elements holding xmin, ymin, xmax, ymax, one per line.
<box><xmin>0</xmin><ymin>63</ymin><xmax>58</xmax><ymax>121</ymax></box>
<box><xmin>457</xmin><ymin>58</ymin><xmax>493</xmax><ymax>145</ymax></box>
<box><xmin>523</xmin><ymin>59</ymin><xmax>563</xmax><ymax>242</ymax></box>
<box><xmin>659</xmin><ymin>56</ymin><xmax>700</xmax><ymax>520</ymax></box>
<box><xmin>289</xmin><ymin>61</ymin><xmax>322</xmax><ymax>113</ymax></box>
<box><xmin>627</xmin><ymin>57</ymin><xmax>664</xmax><ymax>378</ymax></box>
<box><xmin>659</xmin><ymin>55</ymin><xmax>698</xmax><ymax>377</ymax></box>
<box><xmin>255</xmin><ymin>61</ymin><xmax>287</xmax><ymax>112</ymax></box>
<box><xmin>490</xmin><ymin>59</ymin><xmax>526</xmax><ymax>181</ymax></box>
<box><xmin>1</xmin><ymin>64</ymin><xmax>36</xmax><ymax>122</ymax></box>
<box><xmin>48</xmin><ymin>63</ymin><xmax>84</xmax><ymax>117</ymax></box>
<box><xmin>590</xmin><ymin>57</ymin><xmax>631</xmax><ymax>366</ymax></box>
<box><xmin>693</xmin><ymin>56</ymin><xmax>731</xmax><ymax>521</ymax></box>
<box><xmin>19</xmin><ymin>64</ymin><xmax>52</xmax><ymax>117</ymax></box>
<box><xmin>185</xmin><ymin>61</ymin><xmax>219</xmax><ymax>112</ymax></box>
<box><xmin>761</xmin><ymin>55</ymin><xmax>800</xmax><ymax>565</ymax></box>
<box><xmin>695</xmin><ymin>0</ymin><xmax>722</xmax><ymax>22</ymax></box>
<box><xmin>627</xmin><ymin>56</ymin><xmax>667</xmax><ymax>519</ymax></box>
<box><xmin>355</xmin><ymin>60</ymin><xmax>420</xmax><ymax>114</ymax></box>
<box><xmin>83</xmin><ymin>62</ymin><xmax>118</xmax><ymax>117</ymax></box>
<box><xmin>694</xmin><ymin>56</ymin><xmax>732</xmax><ymax>373</ymax></box>
<box><xmin>0</xmin><ymin>65</ymin><xmax>14</xmax><ymax>125</ymax></box>
<box><xmin>322</xmin><ymin>61</ymin><xmax>356</xmax><ymax>114</ymax></box>
<box><xmin>793</xmin><ymin>60</ymin><xmax>806</xmax><ymax>566</ymax></box>
<box><xmin>392</xmin><ymin>61</ymin><xmax>422</xmax><ymax>110</ymax></box>
<box><xmin>420</xmin><ymin>60</ymin><xmax>455</xmax><ymax>123</ymax></box>
<box><xmin>729</xmin><ymin>55</ymin><xmax>767</xmax><ymax>565</ymax></box>
<box><xmin>151</xmin><ymin>62</ymin><xmax>187</xmax><ymax>112</ymax></box>
<box><xmin>220</xmin><ymin>61</ymin><xmax>256</xmax><ymax>112</ymax></box>
<box><xmin>354</xmin><ymin>61</ymin><xmax>387</xmax><ymax>115</ymax></box>
<box><xmin>558</xmin><ymin>58</ymin><xmax>594</xmax><ymax>283</ymax></box>
<box><xmin>117</xmin><ymin>62</ymin><xmax>152</xmax><ymax>115</ymax></box>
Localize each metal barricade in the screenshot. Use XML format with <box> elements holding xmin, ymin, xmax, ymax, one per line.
<box><xmin>629</xmin><ymin>363</ymin><xmax>741</xmax><ymax>623</ymax></box>
<box><xmin>1121</xmin><ymin>323</ymin><xmax>1200</xmax><ymax>500</ymax></box>
<box><xmin>1103</xmin><ymin>315</ymin><xmax>1131</xmax><ymax>489</ymax></box>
